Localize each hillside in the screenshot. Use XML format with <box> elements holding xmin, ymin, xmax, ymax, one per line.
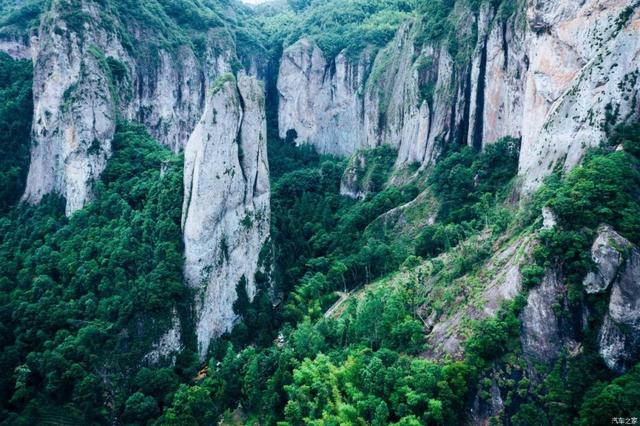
<box><xmin>0</xmin><ymin>0</ymin><xmax>639</xmax><ymax>425</ymax></box>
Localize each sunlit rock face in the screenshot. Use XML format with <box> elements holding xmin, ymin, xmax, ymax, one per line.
<box><xmin>182</xmin><ymin>73</ymin><xmax>270</xmax><ymax>360</ymax></box>
<box><xmin>21</xmin><ymin>1</ymin><xmax>128</xmax><ymax>215</ymax></box>
<box><xmin>277</xmin><ymin>38</ymin><xmax>370</xmax><ymax>157</ymax></box>
<box><xmin>277</xmin><ymin>1</ymin><xmax>640</xmax><ymax>193</ymax></box>
<box><xmin>518</xmin><ymin>0</ymin><xmax>640</xmax><ymax>193</ymax></box>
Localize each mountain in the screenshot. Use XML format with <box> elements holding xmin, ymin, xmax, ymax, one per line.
<box><xmin>0</xmin><ymin>0</ymin><xmax>639</xmax><ymax>424</ymax></box>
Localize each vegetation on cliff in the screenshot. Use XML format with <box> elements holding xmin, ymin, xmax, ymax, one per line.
<box><xmin>0</xmin><ymin>0</ymin><xmax>639</xmax><ymax>425</ymax></box>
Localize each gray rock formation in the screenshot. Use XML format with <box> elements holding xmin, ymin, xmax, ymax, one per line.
<box><xmin>599</xmin><ymin>247</ymin><xmax>640</xmax><ymax>373</ymax></box>
<box><xmin>22</xmin><ymin>1</ymin><xmax>120</xmax><ymax>215</ymax></box>
<box><xmin>542</xmin><ymin>206</ymin><xmax>557</xmax><ymax>230</ymax></box>
<box><xmin>182</xmin><ymin>73</ymin><xmax>270</xmax><ymax>359</ymax></box>
<box><xmin>278</xmin><ymin>38</ymin><xmax>371</xmax><ymax>156</ymax></box>
<box><xmin>12</xmin><ymin>1</ymin><xmax>272</xmax><ymax>360</ymax></box>
<box><xmin>339</xmin><ymin>151</ymin><xmax>371</xmax><ymax>200</ymax></box>
<box><xmin>18</xmin><ymin>0</ymin><xmax>236</xmax><ymax>215</ymax></box>
<box><xmin>425</xmin><ymin>233</ymin><xmax>534</xmax><ymax>359</ymax></box>
<box><xmin>277</xmin><ymin>1</ymin><xmax>640</xmax><ymax>193</ymax></box>
<box><xmin>144</xmin><ymin>307</ymin><xmax>183</xmax><ymax>365</ymax></box>
<box><xmin>520</xmin><ymin>268</ymin><xmax>567</xmax><ymax>364</ymax></box>
<box><xmin>584</xmin><ymin>225</ymin><xmax>640</xmax><ymax>373</ymax></box>
<box><xmin>583</xmin><ymin>225</ymin><xmax>632</xmax><ymax>293</ymax></box>
<box><xmin>518</xmin><ymin>0</ymin><xmax>640</xmax><ymax>192</ymax></box>
<box><xmin>0</xmin><ymin>35</ymin><xmax>33</xmax><ymax>59</ymax></box>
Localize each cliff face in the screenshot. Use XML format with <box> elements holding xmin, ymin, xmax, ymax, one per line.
<box><xmin>277</xmin><ymin>38</ymin><xmax>371</xmax><ymax>156</ymax></box>
<box><xmin>21</xmin><ymin>1</ymin><xmax>120</xmax><ymax>215</ymax></box>
<box><xmin>12</xmin><ymin>0</ymin><xmax>234</xmax><ymax>215</ymax></box>
<box><xmin>182</xmin><ymin>73</ymin><xmax>270</xmax><ymax>359</ymax></box>
<box><xmin>277</xmin><ymin>0</ymin><xmax>640</xmax><ymax>193</ymax></box>
<box><xmin>1</xmin><ymin>0</ymin><xmax>272</xmax><ymax>360</ymax></box>
<box><xmin>515</xmin><ymin>224</ymin><xmax>640</xmax><ymax>374</ymax></box>
<box><xmin>518</xmin><ymin>0</ymin><xmax>640</xmax><ymax>192</ymax></box>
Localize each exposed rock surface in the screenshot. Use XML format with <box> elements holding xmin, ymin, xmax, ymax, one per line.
<box><xmin>583</xmin><ymin>225</ymin><xmax>632</xmax><ymax>293</ymax></box>
<box><xmin>339</xmin><ymin>155</ymin><xmax>368</xmax><ymax>199</ymax></box>
<box><xmin>182</xmin><ymin>73</ymin><xmax>270</xmax><ymax>359</ymax></box>
<box><xmin>584</xmin><ymin>225</ymin><xmax>640</xmax><ymax>373</ymax></box>
<box><xmin>425</xmin><ymin>233</ymin><xmax>534</xmax><ymax>359</ymax></box>
<box><xmin>520</xmin><ymin>268</ymin><xmax>567</xmax><ymax>364</ymax></box>
<box><xmin>278</xmin><ymin>38</ymin><xmax>371</xmax><ymax>156</ymax></box>
<box><xmin>18</xmin><ymin>0</ymin><xmax>237</xmax><ymax>215</ymax></box>
<box><xmin>22</xmin><ymin>1</ymin><xmax>120</xmax><ymax>215</ymax></box>
<box><xmin>517</xmin><ymin>225</ymin><xmax>640</xmax><ymax>372</ymax></box>
<box><xmin>339</xmin><ymin>150</ymin><xmax>377</xmax><ymax>199</ymax></box>
<box><xmin>11</xmin><ymin>1</ymin><xmax>272</xmax><ymax>361</ymax></box>
<box><xmin>0</xmin><ymin>35</ymin><xmax>32</xmax><ymax>59</ymax></box>
<box><xmin>519</xmin><ymin>0</ymin><xmax>640</xmax><ymax>192</ymax></box>
<box><xmin>277</xmin><ymin>1</ymin><xmax>640</xmax><ymax>193</ymax></box>
<box><xmin>542</xmin><ymin>206</ymin><xmax>557</xmax><ymax>230</ymax></box>
<box><xmin>144</xmin><ymin>308</ymin><xmax>183</xmax><ymax>365</ymax></box>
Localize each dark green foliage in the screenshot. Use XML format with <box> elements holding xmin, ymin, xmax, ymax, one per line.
<box><xmin>0</xmin><ymin>123</ymin><xmax>187</xmax><ymax>423</ymax></box>
<box><xmin>464</xmin><ymin>296</ymin><xmax>525</xmax><ymax>367</ymax></box>
<box><xmin>268</xmin><ymin>137</ymin><xmax>418</xmax><ymax>324</ymax></box>
<box><xmin>578</xmin><ymin>364</ymin><xmax>640</xmax><ymax>425</ymax></box>
<box><xmin>524</xmin><ymin>143</ymin><xmax>640</xmax><ymax>306</ymax></box>
<box><xmin>548</xmin><ymin>151</ymin><xmax>640</xmax><ymax>242</ymax></box>
<box><xmin>609</xmin><ymin>121</ymin><xmax>640</xmax><ymax>158</ymax></box>
<box><xmin>431</xmin><ymin>137</ymin><xmax>520</xmax><ymax>224</ymax></box>
<box><xmin>353</xmin><ymin>145</ymin><xmax>397</xmax><ymax>193</ymax></box>
<box><xmin>520</xmin><ymin>264</ymin><xmax>545</xmax><ymax>288</ymax></box>
<box><xmin>162</xmin><ymin>280</ymin><xmax>526</xmax><ymax>425</ymax></box>
<box><xmin>282</xmin><ymin>0</ymin><xmax>414</xmax><ymax>59</ymax></box>
<box><xmin>0</xmin><ymin>53</ymin><xmax>32</xmax><ymax>212</ymax></box>
<box><xmin>416</xmin><ymin>137</ymin><xmax>520</xmax><ymax>258</ymax></box>
<box><xmin>415</xmin><ymin>0</ymin><xmax>456</xmax><ymax>44</ymax></box>
<box><xmin>266</xmin><ymin>132</ymin><xmax>320</xmax><ymax>180</ymax></box>
<box><xmin>0</xmin><ymin>0</ymin><xmax>44</xmax><ymax>35</ymax></box>
<box><xmin>413</xmin><ymin>0</ymin><xmax>517</xmax><ymax>62</ymax></box>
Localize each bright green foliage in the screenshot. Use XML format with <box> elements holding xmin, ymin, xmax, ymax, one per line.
<box><xmin>525</xmin><ymin>135</ymin><xmax>640</xmax><ymax>311</ymax></box>
<box><xmin>161</xmin><ymin>280</ymin><xmax>487</xmax><ymax>425</ymax></box>
<box><xmin>464</xmin><ymin>296</ymin><xmax>525</xmax><ymax>367</ymax></box>
<box><xmin>0</xmin><ymin>53</ymin><xmax>32</xmax><ymax>212</ymax></box>
<box><xmin>548</xmin><ymin>150</ymin><xmax>640</xmax><ymax>242</ymax></box>
<box><xmin>0</xmin><ymin>123</ymin><xmax>186</xmax><ymax>423</ymax></box>
<box><xmin>503</xmin><ymin>124</ymin><xmax>640</xmax><ymax>424</ymax></box>
<box><xmin>1</xmin><ymin>0</ymin><xmax>639</xmax><ymax>422</ymax></box>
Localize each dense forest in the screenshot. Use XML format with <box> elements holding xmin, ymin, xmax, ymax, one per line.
<box><xmin>1</xmin><ymin>0</ymin><xmax>639</xmax><ymax>425</ymax></box>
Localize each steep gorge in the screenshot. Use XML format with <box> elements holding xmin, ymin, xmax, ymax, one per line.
<box><xmin>1</xmin><ymin>0</ymin><xmax>271</xmax><ymax>360</ymax></box>
<box><xmin>278</xmin><ymin>0</ymin><xmax>640</xmax><ymax>193</ymax></box>
<box><xmin>1</xmin><ymin>0</ymin><xmax>640</xmax><ymax>423</ymax></box>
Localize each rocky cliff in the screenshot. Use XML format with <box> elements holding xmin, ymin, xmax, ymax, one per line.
<box><xmin>20</xmin><ymin>1</ymin><xmax>120</xmax><ymax>215</ymax></box>
<box><xmin>277</xmin><ymin>0</ymin><xmax>640</xmax><ymax>193</ymax></box>
<box><xmin>0</xmin><ymin>0</ymin><xmax>271</xmax><ymax>360</ymax></box>
<box><xmin>182</xmin><ymin>73</ymin><xmax>270</xmax><ymax>359</ymax></box>
<box><xmin>9</xmin><ymin>0</ymin><xmax>237</xmax><ymax>215</ymax></box>
<box><xmin>586</xmin><ymin>226</ymin><xmax>640</xmax><ymax>373</ymax></box>
<box><xmin>277</xmin><ymin>38</ymin><xmax>372</xmax><ymax>157</ymax></box>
